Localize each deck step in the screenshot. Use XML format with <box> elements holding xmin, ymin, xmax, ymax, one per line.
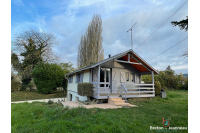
<box><xmin>115</xmin><ymin>103</ymin><xmax>131</xmax><ymax>106</ymax></box>
<box><xmin>108</xmin><ymin>97</ymin><xmax>133</xmax><ymax>106</ymax></box>
<box><xmin>109</xmin><ymin>97</ymin><xmax>122</xmax><ymax>101</ymax></box>
<box><xmin>113</xmin><ymin>100</ymin><xmax>125</xmax><ymax>104</ymax></box>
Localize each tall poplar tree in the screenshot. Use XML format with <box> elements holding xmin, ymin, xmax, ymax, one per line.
<box><xmin>77</xmin><ymin>14</ymin><xmax>104</xmax><ymax>68</ymax></box>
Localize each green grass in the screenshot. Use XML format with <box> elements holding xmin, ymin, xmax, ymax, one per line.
<box><xmin>11</xmin><ymin>90</ymin><xmax>188</xmax><ymax>133</ymax></box>
<box><xmin>11</xmin><ymin>91</ymin><xmax>66</xmax><ymax>102</ymax></box>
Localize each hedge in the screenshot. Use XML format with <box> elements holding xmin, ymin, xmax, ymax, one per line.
<box><xmin>155</xmin><ymin>81</ymin><xmax>161</xmax><ymax>95</ymax></box>
<box><xmin>77</xmin><ymin>82</ymin><xmax>93</xmax><ymax>96</ymax></box>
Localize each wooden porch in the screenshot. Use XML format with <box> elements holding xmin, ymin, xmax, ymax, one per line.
<box><xmin>92</xmin><ymin>82</ymin><xmax>155</xmax><ymax>100</ymax></box>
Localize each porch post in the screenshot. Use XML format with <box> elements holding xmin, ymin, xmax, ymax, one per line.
<box><xmin>151</xmin><ymin>71</ymin><xmax>155</xmax><ymax>95</ymax></box>
<box><xmin>97</xmin><ymin>66</ymin><xmax>100</xmax><ymax>98</ymax></box>
<box><xmin>90</xmin><ymin>69</ymin><xmax>92</xmax><ymax>83</ymax></box>
<box><xmin>139</xmin><ymin>73</ymin><xmax>141</xmax><ymax>83</ymax></box>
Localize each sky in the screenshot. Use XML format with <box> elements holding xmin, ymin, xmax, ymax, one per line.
<box><xmin>11</xmin><ymin>0</ymin><xmax>188</xmax><ymax>74</ymax></box>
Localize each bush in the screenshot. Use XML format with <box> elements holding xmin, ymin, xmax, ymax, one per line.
<box><xmin>162</xmin><ymin>86</ymin><xmax>168</xmax><ymax>90</ymax></box>
<box><xmin>32</xmin><ymin>62</ymin><xmax>65</xmax><ymax>94</ymax></box>
<box><xmin>11</xmin><ymin>80</ymin><xmax>21</xmax><ymax>92</ymax></box>
<box><xmin>48</xmin><ymin>100</ymin><xmax>54</xmax><ymax>104</ymax></box>
<box><xmin>62</xmin><ymin>77</ymin><xmax>67</xmax><ymax>92</ymax></box>
<box><xmin>155</xmin><ymin>81</ymin><xmax>161</xmax><ymax>95</ymax></box>
<box><xmin>77</xmin><ymin>82</ymin><xmax>93</xmax><ymax>96</ymax></box>
<box><xmin>20</xmin><ymin>84</ymin><xmax>27</xmax><ymax>91</ymax></box>
<box><xmin>27</xmin><ymin>80</ymin><xmax>36</xmax><ymax>91</ymax></box>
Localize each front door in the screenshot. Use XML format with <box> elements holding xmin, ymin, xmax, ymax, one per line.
<box><xmin>100</xmin><ymin>68</ymin><xmax>111</xmax><ymax>92</ymax></box>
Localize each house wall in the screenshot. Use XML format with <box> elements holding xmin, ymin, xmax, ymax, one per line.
<box><xmin>112</xmin><ymin>61</ymin><xmax>140</xmax><ymax>93</ymax></box>
<box><xmin>67</xmin><ymin>70</ymin><xmax>90</xmax><ymax>101</ymax></box>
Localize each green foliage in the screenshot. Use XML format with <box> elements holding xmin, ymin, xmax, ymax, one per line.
<box><xmin>48</xmin><ymin>100</ymin><xmax>54</xmax><ymax>104</ymax></box>
<box><xmin>141</xmin><ymin>75</ymin><xmax>151</xmax><ymax>83</ymax></box>
<box><xmin>155</xmin><ymin>81</ymin><xmax>161</xmax><ymax>95</ymax></box>
<box><xmin>59</xmin><ymin>62</ymin><xmax>75</xmax><ymax>74</ymax></box>
<box><xmin>59</xmin><ymin>62</ymin><xmax>75</xmax><ymax>92</ymax></box>
<box><xmin>62</xmin><ymin>77</ymin><xmax>67</xmax><ymax>92</ymax></box>
<box><xmin>182</xmin><ymin>79</ymin><xmax>188</xmax><ymax>90</ymax></box>
<box><xmin>142</xmin><ymin>65</ymin><xmax>188</xmax><ymax>90</ymax></box>
<box><xmin>11</xmin><ymin>91</ymin><xmax>66</xmax><ymax>102</ymax></box>
<box><xmin>32</xmin><ymin>62</ymin><xmax>65</xmax><ymax>94</ymax></box>
<box><xmin>11</xmin><ymin>73</ymin><xmax>21</xmax><ymax>92</ymax></box>
<box><xmin>11</xmin><ymin>29</ymin><xmax>58</xmax><ymax>87</ymax></box>
<box><xmin>171</xmin><ymin>16</ymin><xmax>188</xmax><ymax>31</ymax></box>
<box><xmin>11</xmin><ymin>80</ymin><xmax>21</xmax><ymax>92</ymax></box>
<box><xmin>20</xmin><ymin>84</ymin><xmax>27</xmax><ymax>91</ymax></box>
<box><xmin>27</xmin><ymin>80</ymin><xmax>36</xmax><ymax>92</ymax></box>
<box><xmin>77</xmin><ymin>82</ymin><xmax>93</xmax><ymax>96</ymax></box>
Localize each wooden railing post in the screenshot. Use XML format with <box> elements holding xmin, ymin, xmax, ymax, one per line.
<box><xmin>151</xmin><ymin>71</ymin><xmax>155</xmax><ymax>96</ymax></box>
<box><xmin>97</xmin><ymin>66</ymin><xmax>100</xmax><ymax>98</ymax></box>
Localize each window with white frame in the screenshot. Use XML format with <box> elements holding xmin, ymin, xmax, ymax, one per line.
<box><xmin>68</xmin><ymin>76</ymin><xmax>73</xmax><ymax>83</ymax></box>
<box><xmin>76</xmin><ymin>73</ymin><xmax>83</xmax><ymax>83</ymax></box>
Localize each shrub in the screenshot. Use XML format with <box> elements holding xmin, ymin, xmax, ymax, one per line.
<box><xmin>32</xmin><ymin>62</ymin><xmax>65</xmax><ymax>94</ymax></box>
<box><xmin>62</xmin><ymin>77</ymin><xmax>67</xmax><ymax>92</ymax></box>
<box><xmin>155</xmin><ymin>81</ymin><xmax>161</xmax><ymax>95</ymax></box>
<box><xmin>48</xmin><ymin>100</ymin><xmax>54</xmax><ymax>104</ymax></box>
<box><xmin>20</xmin><ymin>84</ymin><xmax>27</xmax><ymax>91</ymax></box>
<box><xmin>162</xmin><ymin>86</ymin><xmax>168</xmax><ymax>90</ymax></box>
<box><xmin>11</xmin><ymin>80</ymin><xmax>21</xmax><ymax>92</ymax></box>
<box><xmin>27</xmin><ymin>80</ymin><xmax>36</xmax><ymax>91</ymax></box>
<box><xmin>77</xmin><ymin>82</ymin><xmax>93</xmax><ymax>96</ymax></box>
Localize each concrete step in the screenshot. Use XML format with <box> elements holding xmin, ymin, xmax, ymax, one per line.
<box><xmin>113</xmin><ymin>100</ymin><xmax>125</xmax><ymax>104</ymax></box>
<box><xmin>115</xmin><ymin>103</ymin><xmax>130</xmax><ymax>106</ymax></box>
<box><xmin>109</xmin><ymin>97</ymin><xmax>122</xmax><ymax>101</ymax></box>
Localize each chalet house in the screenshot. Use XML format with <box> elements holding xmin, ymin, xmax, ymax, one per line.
<box><xmin>65</xmin><ymin>49</ymin><xmax>159</xmax><ymax>102</ymax></box>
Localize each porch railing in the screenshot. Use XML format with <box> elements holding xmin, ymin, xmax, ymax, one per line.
<box><xmin>121</xmin><ymin>84</ymin><xmax>127</xmax><ymax>102</ymax></box>
<box><xmin>120</xmin><ymin>83</ymin><xmax>155</xmax><ymax>98</ymax></box>
<box><xmin>92</xmin><ymin>82</ymin><xmax>110</xmax><ymax>98</ymax></box>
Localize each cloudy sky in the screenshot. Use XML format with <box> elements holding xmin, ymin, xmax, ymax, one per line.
<box><xmin>11</xmin><ymin>0</ymin><xmax>188</xmax><ymax>74</ymax></box>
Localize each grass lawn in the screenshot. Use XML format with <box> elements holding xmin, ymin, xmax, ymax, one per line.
<box><xmin>11</xmin><ymin>91</ymin><xmax>66</xmax><ymax>102</ymax></box>
<box><xmin>11</xmin><ymin>90</ymin><xmax>188</xmax><ymax>133</ymax></box>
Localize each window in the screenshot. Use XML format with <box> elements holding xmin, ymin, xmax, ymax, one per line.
<box><xmin>125</xmin><ymin>72</ymin><xmax>135</xmax><ymax>82</ymax></box>
<box><xmin>76</xmin><ymin>73</ymin><xmax>83</xmax><ymax>83</ymax></box>
<box><xmin>100</xmin><ymin>68</ymin><xmax>110</xmax><ymax>87</ymax></box>
<box><xmin>68</xmin><ymin>76</ymin><xmax>73</xmax><ymax>83</ymax></box>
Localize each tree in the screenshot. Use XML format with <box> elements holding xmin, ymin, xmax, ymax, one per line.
<box><xmin>32</xmin><ymin>62</ymin><xmax>65</xmax><ymax>94</ymax></box>
<box><xmin>77</xmin><ymin>14</ymin><xmax>104</xmax><ymax>68</ymax></box>
<box><xmin>171</xmin><ymin>16</ymin><xmax>188</xmax><ymax>57</ymax></box>
<box><xmin>11</xmin><ymin>29</ymin><xmax>58</xmax><ymax>87</ymax></box>
<box><xmin>164</xmin><ymin>65</ymin><xmax>175</xmax><ymax>89</ymax></box>
<box><xmin>11</xmin><ymin>73</ymin><xmax>21</xmax><ymax>92</ymax></box>
<box><xmin>59</xmin><ymin>62</ymin><xmax>75</xmax><ymax>74</ymax></box>
<box><xmin>142</xmin><ymin>65</ymin><xmax>187</xmax><ymax>90</ymax></box>
<box><xmin>59</xmin><ymin>62</ymin><xmax>75</xmax><ymax>92</ymax></box>
<box><xmin>171</xmin><ymin>16</ymin><xmax>188</xmax><ymax>31</ymax></box>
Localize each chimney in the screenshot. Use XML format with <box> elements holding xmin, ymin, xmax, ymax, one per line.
<box><xmin>108</xmin><ymin>54</ymin><xmax>111</xmax><ymax>58</ymax></box>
